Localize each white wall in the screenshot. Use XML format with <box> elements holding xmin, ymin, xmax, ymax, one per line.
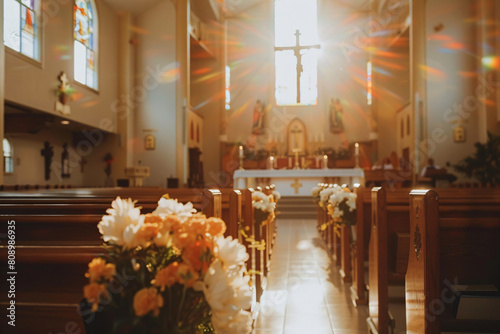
<box><xmin>4</xmin><ymin>0</ymin><xmax>119</xmax><ymax>132</ymax></box>
<box><xmin>226</xmin><ymin>0</ymin><xmax>371</xmax><ymax>157</ymax></box>
<box><xmin>374</xmin><ymin>30</ymin><xmax>410</xmax><ymax>161</ymax></box>
<box><xmin>134</xmin><ymin>0</ymin><xmax>177</xmax><ymax>187</ymax></box>
<box><xmin>3</xmin><ymin>127</ymin><xmax>117</xmax><ymax>187</ymax></box>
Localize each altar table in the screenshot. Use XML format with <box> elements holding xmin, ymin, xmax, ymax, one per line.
<box><xmin>233</xmin><ymin>168</ymin><xmax>365</xmax><ymax>196</ymax></box>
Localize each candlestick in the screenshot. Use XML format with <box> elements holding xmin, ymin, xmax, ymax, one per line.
<box><xmin>323</xmin><ymin>154</ymin><xmax>328</xmax><ymax>169</ymax></box>
<box><xmin>293</xmin><ymin>148</ymin><xmax>301</xmax><ymax>169</ymax></box>
<box><xmin>239</xmin><ymin>145</ymin><xmax>244</xmax><ymax>170</ymax></box>
<box><xmin>355</xmin><ymin>143</ymin><xmax>359</xmax><ymax>168</ymax></box>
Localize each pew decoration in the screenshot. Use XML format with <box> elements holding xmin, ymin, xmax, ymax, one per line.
<box><xmin>82</xmin><ymin>196</ymin><xmax>253</xmax><ymax>334</ymax></box>
<box><xmin>327</xmin><ymin>186</ymin><xmax>357</xmax><ymax>226</ymax></box>
<box><xmin>252</xmin><ymin>190</ymin><xmax>277</xmax><ymax>226</ymax></box>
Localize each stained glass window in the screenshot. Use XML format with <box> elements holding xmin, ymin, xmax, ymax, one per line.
<box><xmin>3</xmin><ymin>0</ymin><xmax>40</xmax><ymax>61</ymax></box>
<box><xmin>3</xmin><ymin>138</ymin><xmax>13</xmax><ymax>174</ymax></box>
<box><xmin>74</xmin><ymin>0</ymin><xmax>98</xmax><ymax>89</ymax></box>
<box><xmin>274</xmin><ymin>0</ymin><xmax>319</xmax><ymax>105</ymax></box>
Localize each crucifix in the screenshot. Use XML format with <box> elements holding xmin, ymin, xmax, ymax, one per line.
<box><xmin>275</xmin><ymin>29</ymin><xmax>320</xmax><ymax>103</ymax></box>
<box><xmin>41</xmin><ymin>141</ymin><xmax>54</xmax><ymax>181</ymax></box>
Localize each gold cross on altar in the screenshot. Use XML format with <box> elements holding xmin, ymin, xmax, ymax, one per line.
<box><xmin>290</xmin><ymin>178</ymin><xmax>303</xmax><ymax>194</ymax></box>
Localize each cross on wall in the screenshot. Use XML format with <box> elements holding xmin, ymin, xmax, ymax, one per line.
<box><xmin>290</xmin><ymin>178</ymin><xmax>303</xmax><ymax>194</ymax></box>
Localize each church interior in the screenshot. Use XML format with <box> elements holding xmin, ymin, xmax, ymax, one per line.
<box><xmin>1</xmin><ymin>0</ymin><xmax>500</xmax><ymax>333</ymax></box>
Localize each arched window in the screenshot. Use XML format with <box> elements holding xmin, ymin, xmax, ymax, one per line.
<box><xmin>74</xmin><ymin>0</ymin><xmax>98</xmax><ymax>89</ymax></box>
<box><xmin>3</xmin><ymin>138</ymin><xmax>13</xmax><ymax>174</ymax></box>
<box><xmin>3</xmin><ymin>0</ymin><xmax>41</xmax><ymax>61</ymax></box>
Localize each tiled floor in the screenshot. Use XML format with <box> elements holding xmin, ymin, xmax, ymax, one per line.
<box><xmin>253</xmin><ymin>218</ymin><xmax>369</xmax><ymax>334</ymax></box>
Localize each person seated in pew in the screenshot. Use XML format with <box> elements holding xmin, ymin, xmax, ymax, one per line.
<box><xmin>420</xmin><ymin>157</ymin><xmax>440</xmax><ymax>177</ymax></box>
<box><xmin>382</xmin><ymin>157</ymin><xmax>394</xmax><ymax>170</ymax></box>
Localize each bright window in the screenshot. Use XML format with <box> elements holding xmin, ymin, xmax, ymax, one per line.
<box><xmin>3</xmin><ymin>0</ymin><xmax>40</xmax><ymax>61</ymax></box>
<box><xmin>74</xmin><ymin>0</ymin><xmax>98</xmax><ymax>89</ymax></box>
<box><xmin>274</xmin><ymin>0</ymin><xmax>319</xmax><ymax>105</ymax></box>
<box><xmin>3</xmin><ymin>138</ymin><xmax>13</xmax><ymax>174</ymax></box>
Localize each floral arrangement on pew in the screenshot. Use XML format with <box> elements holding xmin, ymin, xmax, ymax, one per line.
<box><xmin>311</xmin><ymin>184</ymin><xmax>323</xmax><ymax>204</ymax></box>
<box><xmin>318</xmin><ymin>185</ymin><xmax>338</xmax><ymax>210</ymax></box>
<box><xmin>252</xmin><ymin>190</ymin><xmax>277</xmax><ymax>226</ymax></box>
<box><xmin>81</xmin><ymin>196</ymin><xmax>253</xmax><ymax>334</ymax></box>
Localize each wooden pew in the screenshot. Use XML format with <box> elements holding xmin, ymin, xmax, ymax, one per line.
<box><xmin>0</xmin><ymin>188</ymin><xmax>222</xmax><ymax>333</ymax></box>
<box><xmin>350</xmin><ymin>186</ymin><xmax>500</xmax><ymax>306</ymax></box>
<box><xmin>406</xmin><ymin>189</ymin><xmax>500</xmax><ymax>334</ymax></box>
<box><xmin>367</xmin><ymin>187</ymin><xmax>500</xmax><ymax>334</ymax></box>
<box><xmin>220</xmin><ymin>188</ymin><xmax>242</xmax><ymax>240</ymax></box>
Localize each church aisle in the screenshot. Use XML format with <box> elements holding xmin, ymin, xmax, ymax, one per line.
<box><xmin>253</xmin><ymin>218</ymin><xmax>369</xmax><ymax>334</ymax></box>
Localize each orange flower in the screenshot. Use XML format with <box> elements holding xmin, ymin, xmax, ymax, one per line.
<box><xmin>186</xmin><ymin>214</ymin><xmax>208</xmax><ymax>236</ymax></box>
<box><xmin>182</xmin><ymin>239</ymin><xmax>214</xmax><ymax>274</ymax></box>
<box><xmin>206</xmin><ymin>217</ymin><xmax>226</xmax><ymax>237</ymax></box>
<box><xmin>159</xmin><ymin>215</ymin><xmax>182</xmax><ymax>234</ymax></box>
<box><xmin>86</xmin><ymin>258</ymin><xmax>116</xmax><ymax>282</ymax></box>
<box><xmin>83</xmin><ymin>282</ymin><xmax>109</xmax><ymax>312</ymax></box>
<box><xmin>133</xmin><ymin>287</ymin><xmax>164</xmax><ymax>317</ymax></box>
<box><xmin>152</xmin><ymin>262</ymin><xmax>179</xmax><ymax>290</ymax></box>
<box><xmin>176</xmin><ymin>263</ymin><xmax>199</xmax><ymax>287</ymax></box>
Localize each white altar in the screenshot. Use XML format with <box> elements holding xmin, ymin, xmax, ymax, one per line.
<box><xmin>233</xmin><ymin>168</ymin><xmax>365</xmax><ymax>196</ymax></box>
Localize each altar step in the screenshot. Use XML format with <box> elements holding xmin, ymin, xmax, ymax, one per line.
<box><xmin>276</xmin><ymin>196</ymin><xmax>316</xmax><ymax>219</ymax></box>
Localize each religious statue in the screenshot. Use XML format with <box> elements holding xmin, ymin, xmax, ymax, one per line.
<box><xmin>41</xmin><ymin>141</ymin><xmax>54</xmax><ymax>181</ymax></box>
<box><xmin>61</xmin><ymin>142</ymin><xmax>70</xmax><ymax>178</ymax></box>
<box><xmin>252</xmin><ymin>99</ymin><xmax>264</xmax><ymax>134</ymax></box>
<box><xmin>329</xmin><ymin>98</ymin><xmax>344</xmax><ymax>134</ymax></box>
<box><xmin>55</xmin><ymin>71</ymin><xmax>73</xmax><ymax>115</ymax></box>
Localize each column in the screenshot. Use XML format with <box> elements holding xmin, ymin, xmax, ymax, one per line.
<box><xmin>477</xmin><ymin>0</ymin><xmax>496</xmax><ymax>141</ymax></box>
<box><xmin>410</xmin><ymin>0</ymin><xmax>427</xmax><ymax>183</ymax></box>
<box><xmin>0</xmin><ymin>0</ymin><xmax>5</xmax><ymax>184</ymax></box>
<box><xmin>175</xmin><ymin>0</ymin><xmax>190</xmax><ymax>186</ymax></box>
<box><xmin>115</xmin><ymin>13</ymin><xmax>134</xmax><ymax>180</ymax></box>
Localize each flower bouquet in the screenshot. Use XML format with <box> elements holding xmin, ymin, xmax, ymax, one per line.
<box><xmin>327</xmin><ymin>186</ymin><xmax>357</xmax><ymax>227</ymax></box>
<box><xmin>81</xmin><ymin>196</ymin><xmax>253</xmax><ymax>334</ymax></box>
<box><xmin>252</xmin><ymin>190</ymin><xmax>277</xmax><ymax>226</ymax></box>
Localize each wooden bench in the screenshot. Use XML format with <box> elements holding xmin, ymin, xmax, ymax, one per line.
<box><xmin>367</xmin><ymin>187</ymin><xmax>500</xmax><ymax>334</ymax></box>
<box><xmin>0</xmin><ymin>188</ymin><xmax>223</xmax><ymax>333</ymax></box>
<box><xmin>406</xmin><ymin>189</ymin><xmax>500</xmax><ymax>333</ymax></box>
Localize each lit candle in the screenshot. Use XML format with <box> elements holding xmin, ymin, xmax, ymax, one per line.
<box><xmin>323</xmin><ymin>154</ymin><xmax>328</xmax><ymax>169</ymax></box>
<box><xmin>270</xmin><ymin>156</ymin><xmax>274</xmax><ymax>169</ymax></box>
<box><xmin>239</xmin><ymin>145</ymin><xmax>244</xmax><ymax>158</ymax></box>
<box><xmin>355</xmin><ymin>143</ymin><xmax>359</xmax><ymax>156</ymax></box>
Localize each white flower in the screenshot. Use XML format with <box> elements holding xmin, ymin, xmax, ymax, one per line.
<box><xmin>252</xmin><ymin>191</ymin><xmax>276</xmax><ymax>213</ymax></box>
<box><xmin>194</xmin><ymin>260</ymin><xmax>252</xmax><ymax>334</ymax></box>
<box><xmin>311</xmin><ymin>186</ymin><xmax>322</xmax><ymax>198</ymax></box>
<box><xmin>97</xmin><ymin>197</ymin><xmax>142</xmax><ymax>247</ymax></box>
<box><xmin>211</xmin><ymin>309</ymin><xmax>253</xmax><ymax>334</ymax></box>
<box><xmin>153</xmin><ymin>198</ymin><xmax>196</xmax><ymax>221</ymax></box>
<box><xmin>216</xmin><ymin>236</ymin><xmax>249</xmax><ymax>273</ymax></box>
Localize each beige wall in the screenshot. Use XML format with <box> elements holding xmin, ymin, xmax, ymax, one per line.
<box><xmin>374</xmin><ymin>29</ymin><xmax>410</xmax><ymax>161</ymax></box>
